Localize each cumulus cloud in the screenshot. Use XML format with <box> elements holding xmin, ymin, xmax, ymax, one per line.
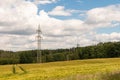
<box><xmin>27</xmin><ymin>0</ymin><xmax>58</xmax><ymax>4</ymax></box>
<box><xmin>0</xmin><ymin>0</ymin><xmax>38</xmax><ymax>50</ymax></box>
<box><xmin>95</xmin><ymin>32</ymin><xmax>120</xmax><ymax>42</ymax></box>
<box><xmin>0</xmin><ymin>0</ymin><xmax>84</xmax><ymax>50</ymax></box>
<box><xmin>48</xmin><ymin>6</ymin><xmax>72</xmax><ymax>16</ymax></box>
<box><xmin>85</xmin><ymin>4</ymin><xmax>120</xmax><ymax>28</ymax></box>
<box><xmin>48</xmin><ymin>5</ymin><xmax>85</xmax><ymax>17</ymax></box>
<box><xmin>0</xmin><ymin>0</ymin><xmax>38</xmax><ymax>29</ymax></box>
<box><xmin>0</xmin><ymin>0</ymin><xmax>120</xmax><ymax>51</ymax></box>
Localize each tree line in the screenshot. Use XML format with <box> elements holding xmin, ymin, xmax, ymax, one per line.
<box><xmin>0</xmin><ymin>41</ymin><xmax>120</xmax><ymax>65</ymax></box>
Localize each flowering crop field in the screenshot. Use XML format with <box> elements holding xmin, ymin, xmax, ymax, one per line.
<box><xmin>0</xmin><ymin>58</ymin><xmax>120</xmax><ymax>80</ymax></box>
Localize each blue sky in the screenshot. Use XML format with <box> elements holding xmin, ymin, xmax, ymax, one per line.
<box><xmin>0</xmin><ymin>0</ymin><xmax>120</xmax><ymax>51</ymax></box>
<box><xmin>38</xmin><ymin>0</ymin><xmax>120</xmax><ymax>10</ymax></box>
<box><xmin>37</xmin><ymin>0</ymin><xmax>120</xmax><ymax>34</ymax></box>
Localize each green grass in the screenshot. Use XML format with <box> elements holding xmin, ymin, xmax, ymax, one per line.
<box><xmin>0</xmin><ymin>58</ymin><xmax>120</xmax><ymax>80</ymax></box>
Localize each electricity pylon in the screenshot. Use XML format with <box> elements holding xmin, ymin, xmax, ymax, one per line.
<box><xmin>36</xmin><ymin>25</ymin><xmax>42</xmax><ymax>63</ymax></box>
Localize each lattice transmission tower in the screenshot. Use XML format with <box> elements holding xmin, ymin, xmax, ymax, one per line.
<box><xmin>36</xmin><ymin>25</ymin><xmax>42</xmax><ymax>63</ymax></box>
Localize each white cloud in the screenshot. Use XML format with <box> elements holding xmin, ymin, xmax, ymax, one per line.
<box><xmin>86</xmin><ymin>4</ymin><xmax>120</xmax><ymax>28</ymax></box>
<box><xmin>48</xmin><ymin>6</ymin><xmax>73</xmax><ymax>16</ymax></box>
<box><xmin>48</xmin><ymin>6</ymin><xmax>84</xmax><ymax>16</ymax></box>
<box><xmin>95</xmin><ymin>32</ymin><xmax>120</xmax><ymax>42</ymax></box>
<box><xmin>0</xmin><ymin>0</ymin><xmax>38</xmax><ymax>51</ymax></box>
<box><xmin>31</xmin><ymin>0</ymin><xmax>58</xmax><ymax>4</ymax></box>
<box><xmin>0</xmin><ymin>1</ymin><xmax>120</xmax><ymax>51</ymax></box>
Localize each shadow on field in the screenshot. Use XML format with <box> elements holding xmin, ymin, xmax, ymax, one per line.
<box><xmin>54</xmin><ymin>71</ymin><xmax>120</xmax><ymax>80</ymax></box>
<box><xmin>102</xmin><ymin>71</ymin><xmax>120</xmax><ymax>80</ymax></box>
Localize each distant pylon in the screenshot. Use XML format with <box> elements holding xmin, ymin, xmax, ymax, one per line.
<box><xmin>36</xmin><ymin>24</ymin><xmax>42</xmax><ymax>63</ymax></box>
<box><xmin>77</xmin><ymin>43</ymin><xmax>79</xmax><ymax>48</ymax></box>
<box><xmin>76</xmin><ymin>36</ymin><xmax>79</xmax><ymax>48</ymax></box>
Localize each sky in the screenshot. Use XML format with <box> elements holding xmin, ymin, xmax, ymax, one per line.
<box><xmin>0</xmin><ymin>0</ymin><xmax>120</xmax><ymax>51</ymax></box>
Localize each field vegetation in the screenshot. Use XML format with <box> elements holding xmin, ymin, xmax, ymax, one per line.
<box><xmin>0</xmin><ymin>58</ymin><xmax>120</xmax><ymax>80</ymax></box>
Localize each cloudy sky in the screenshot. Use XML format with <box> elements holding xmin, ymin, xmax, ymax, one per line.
<box><xmin>0</xmin><ymin>0</ymin><xmax>120</xmax><ymax>51</ymax></box>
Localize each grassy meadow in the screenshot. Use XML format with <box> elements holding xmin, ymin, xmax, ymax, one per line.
<box><xmin>0</xmin><ymin>58</ymin><xmax>120</xmax><ymax>80</ymax></box>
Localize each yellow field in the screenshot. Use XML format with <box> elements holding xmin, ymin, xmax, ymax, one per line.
<box><xmin>0</xmin><ymin>58</ymin><xmax>120</xmax><ymax>80</ymax></box>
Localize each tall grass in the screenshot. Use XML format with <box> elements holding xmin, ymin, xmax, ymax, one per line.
<box><xmin>0</xmin><ymin>58</ymin><xmax>120</xmax><ymax>80</ymax></box>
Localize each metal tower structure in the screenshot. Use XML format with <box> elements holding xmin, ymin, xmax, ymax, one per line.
<box><xmin>76</xmin><ymin>36</ymin><xmax>79</xmax><ymax>48</ymax></box>
<box><xmin>77</xmin><ymin>43</ymin><xmax>79</xmax><ymax>48</ymax></box>
<box><xmin>36</xmin><ymin>25</ymin><xmax>42</xmax><ymax>63</ymax></box>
